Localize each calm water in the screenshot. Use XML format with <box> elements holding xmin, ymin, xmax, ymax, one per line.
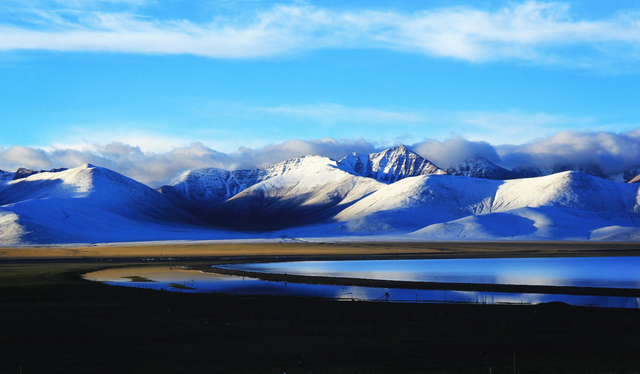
<box><xmin>83</xmin><ymin>256</ymin><xmax>640</xmax><ymax>309</ymax></box>
<box><xmin>221</xmin><ymin>257</ymin><xmax>640</xmax><ymax>289</ymax></box>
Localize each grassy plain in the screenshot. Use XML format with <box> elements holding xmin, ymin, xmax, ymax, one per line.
<box><xmin>3</xmin><ymin>240</ymin><xmax>640</xmax><ymax>260</ymax></box>
<box><xmin>1</xmin><ymin>241</ymin><xmax>640</xmax><ymax>373</ymax></box>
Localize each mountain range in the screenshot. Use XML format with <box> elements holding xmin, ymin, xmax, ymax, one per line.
<box><xmin>2</xmin><ymin>145</ymin><xmax>640</xmax><ymax>245</ymax></box>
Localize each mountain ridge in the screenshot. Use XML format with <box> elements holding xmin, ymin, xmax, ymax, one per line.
<box><xmin>2</xmin><ymin>147</ymin><xmax>640</xmax><ymax>244</ymax></box>
<box><xmin>162</xmin><ymin>145</ymin><xmax>447</xmax><ymax>211</ymax></box>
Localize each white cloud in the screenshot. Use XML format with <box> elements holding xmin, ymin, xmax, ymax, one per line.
<box><xmin>233</xmin><ymin>138</ymin><xmax>377</xmax><ymax>169</ymax></box>
<box><xmin>497</xmin><ymin>130</ymin><xmax>640</xmax><ymax>175</ymax></box>
<box><xmin>4</xmin><ymin>130</ymin><xmax>640</xmax><ymax>188</ymax></box>
<box><xmin>1</xmin><ymin>146</ymin><xmax>51</xmax><ymax>167</ymax></box>
<box><xmin>0</xmin><ymin>2</ymin><xmax>639</xmax><ymax>68</ymax></box>
<box><xmin>0</xmin><ymin>138</ymin><xmax>379</xmax><ymax>187</ymax></box>
<box><xmin>411</xmin><ymin>136</ymin><xmax>501</xmax><ymax>168</ymax></box>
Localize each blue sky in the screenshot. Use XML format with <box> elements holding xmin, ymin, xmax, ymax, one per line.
<box><xmin>1</xmin><ymin>0</ymin><xmax>640</xmax><ymax>185</ymax></box>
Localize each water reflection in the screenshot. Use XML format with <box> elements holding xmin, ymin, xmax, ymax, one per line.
<box><xmin>84</xmin><ymin>266</ymin><xmax>640</xmax><ymax>309</ymax></box>
<box><xmin>221</xmin><ymin>257</ymin><xmax>640</xmax><ymax>289</ymax></box>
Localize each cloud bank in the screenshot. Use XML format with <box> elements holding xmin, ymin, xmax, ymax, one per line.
<box><xmin>1</xmin><ymin>1</ymin><xmax>640</xmax><ymax>68</ymax></box>
<box><xmin>497</xmin><ymin>130</ymin><xmax>640</xmax><ymax>176</ymax></box>
<box><xmin>0</xmin><ymin>139</ymin><xmax>378</xmax><ymax>187</ymax></box>
<box><xmin>3</xmin><ymin>130</ymin><xmax>640</xmax><ymax>187</ymax></box>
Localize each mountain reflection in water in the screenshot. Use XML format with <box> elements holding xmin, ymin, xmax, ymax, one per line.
<box><xmin>84</xmin><ymin>260</ymin><xmax>640</xmax><ymax>309</ymax></box>
<box><xmin>221</xmin><ymin>257</ymin><xmax>640</xmax><ymax>289</ymax></box>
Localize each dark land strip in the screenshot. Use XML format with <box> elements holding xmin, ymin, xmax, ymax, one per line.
<box><xmin>2</xmin><ymin>243</ymin><xmax>640</xmax><ymax>373</ymax></box>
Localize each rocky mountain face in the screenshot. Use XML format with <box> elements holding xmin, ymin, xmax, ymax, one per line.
<box><xmin>445</xmin><ymin>157</ymin><xmax>517</xmax><ymax>180</ymax></box>
<box><xmin>338</xmin><ymin>145</ymin><xmax>446</xmax><ymax>183</ymax></box>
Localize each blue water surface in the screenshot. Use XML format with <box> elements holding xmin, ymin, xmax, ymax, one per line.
<box><xmin>83</xmin><ymin>256</ymin><xmax>640</xmax><ymax>308</ymax></box>
<box><xmin>221</xmin><ymin>256</ymin><xmax>640</xmax><ymax>289</ymax></box>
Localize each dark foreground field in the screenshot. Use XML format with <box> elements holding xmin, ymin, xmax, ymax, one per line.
<box><xmin>1</xmin><ymin>242</ymin><xmax>640</xmax><ymax>373</ymax></box>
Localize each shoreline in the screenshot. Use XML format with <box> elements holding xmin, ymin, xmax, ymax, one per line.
<box><xmin>193</xmin><ymin>264</ymin><xmax>640</xmax><ymax>298</ymax></box>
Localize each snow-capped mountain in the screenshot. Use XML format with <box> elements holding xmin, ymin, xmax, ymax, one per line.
<box><xmin>161</xmin><ymin>155</ymin><xmax>367</xmax><ymax>211</ymax></box>
<box><xmin>161</xmin><ymin>144</ymin><xmax>635</xmax><ymax>217</ymax></box>
<box><xmin>164</xmin><ymin>145</ymin><xmax>446</xmax><ymax>212</ymax></box>
<box><xmin>202</xmin><ymin>156</ymin><xmax>383</xmax><ymax>230</ymax></box>
<box><xmin>323</xmin><ymin>171</ymin><xmax>640</xmax><ymax>240</ymax></box>
<box><xmin>3</xmin><ymin>146</ymin><xmax>640</xmax><ymax>245</ymax></box>
<box><xmin>0</xmin><ymin>164</ymin><xmax>224</xmax><ymax>245</ymax></box>
<box><xmin>445</xmin><ymin>157</ymin><xmax>517</xmax><ymax>180</ymax></box>
<box><xmin>162</xmin><ymin>145</ymin><xmax>445</xmax><ymax>229</ymax></box>
<box><xmin>338</xmin><ymin>145</ymin><xmax>446</xmax><ymax>183</ymax></box>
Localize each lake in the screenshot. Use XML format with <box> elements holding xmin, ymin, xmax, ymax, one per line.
<box><xmin>83</xmin><ymin>256</ymin><xmax>640</xmax><ymax>308</ymax></box>
<box><xmin>220</xmin><ymin>256</ymin><xmax>640</xmax><ymax>289</ymax></box>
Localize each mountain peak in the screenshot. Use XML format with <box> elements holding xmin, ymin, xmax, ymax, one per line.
<box><xmin>338</xmin><ymin>145</ymin><xmax>446</xmax><ymax>183</ymax></box>
<box><xmin>389</xmin><ymin>144</ymin><xmax>409</xmax><ymax>152</ymax></box>
<box><xmin>378</xmin><ymin>144</ymin><xmax>414</xmax><ymax>156</ymax></box>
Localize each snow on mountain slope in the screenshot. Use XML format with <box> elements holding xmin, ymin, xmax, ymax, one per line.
<box><xmin>330</xmin><ymin>171</ymin><xmax>640</xmax><ymax>240</ymax></box>
<box><xmin>0</xmin><ymin>164</ymin><xmax>193</xmax><ymax>221</ymax></box>
<box><xmin>589</xmin><ymin>225</ymin><xmax>640</xmax><ymax>241</ymax></box>
<box><xmin>164</xmin><ymin>145</ymin><xmax>443</xmax><ymax>213</ymax></box>
<box><xmin>203</xmin><ymin>156</ymin><xmax>384</xmax><ymax>230</ymax></box>
<box><xmin>489</xmin><ymin>171</ymin><xmax>640</xmax><ymax>216</ymax></box>
<box><xmin>411</xmin><ymin>207</ymin><xmax>613</xmax><ymax>241</ymax></box>
<box><xmin>163</xmin><ymin>155</ymin><xmax>356</xmax><ymax>210</ymax></box>
<box><xmin>0</xmin><ymin>164</ymin><xmax>230</xmax><ymax>245</ymax></box>
<box><xmin>338</xmin><ymin>145</ymin><xmax>446</xmax><ymax>183</ymax></box>
<box><xmin>333</xmin><ymin>174</ymin><xmax>497</xmax><ymax>232</ymax></box>
<box><xmin>0</xmin><ymin>211</ymin><xmax>24</xmax><ymax>245</ymax></box>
